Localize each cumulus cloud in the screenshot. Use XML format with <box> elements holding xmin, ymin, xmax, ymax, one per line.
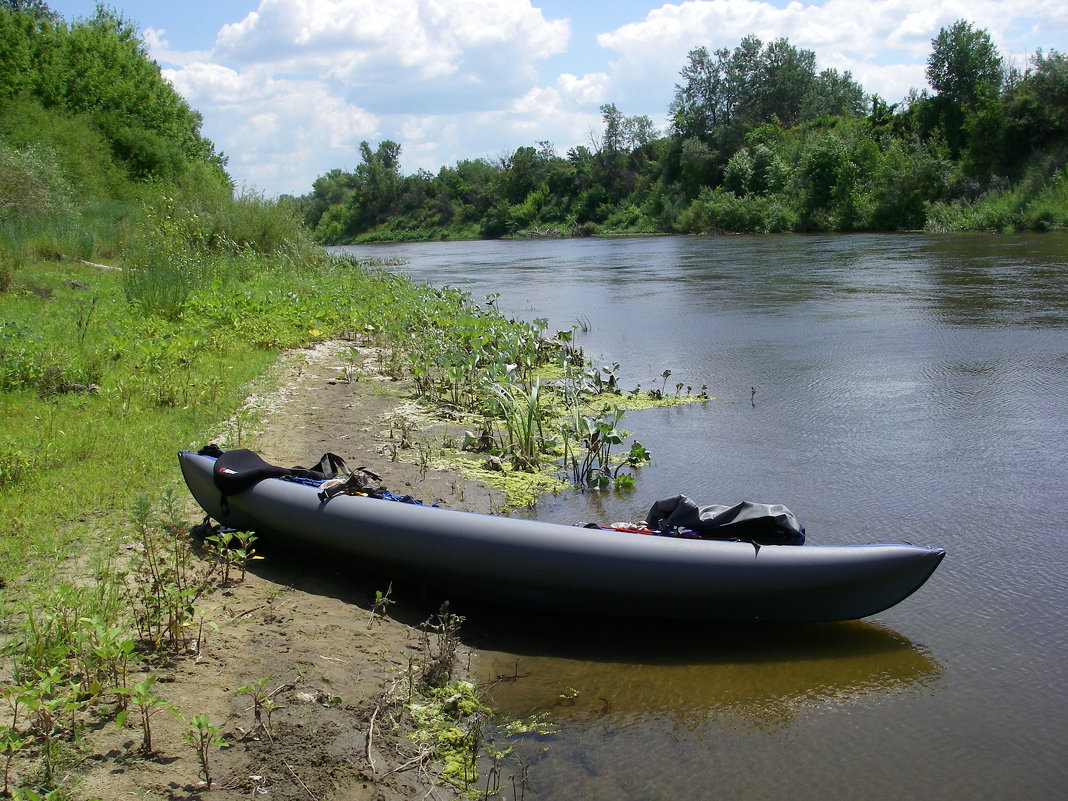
<box><xmin>210</xmin><ymin>0</ymin><xmax>569</xmax><ymax>111</ymax></box>
<box><xmin>555</xmin><ymin>72</ymin><xmax>611</xmax><ymax>106</ymax></box>
<box><xmin>150</xmin><ymin>0</ymin><xmax>577</xmax><ymax>193</ymax></box>
<box><xmin>163</xmin><ymin>60</ymin><xmax>379</xmax><ymax>192</ymax></box>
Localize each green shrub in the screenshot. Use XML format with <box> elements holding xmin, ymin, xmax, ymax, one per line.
<box><xmin>0</xmin><ymin>96</ymin><xmax>135</xmax><ymax>202</ymax></box>
<box><xmin>676</xmin><ymin>188</ymin><xmax>794</xmax><ymax>233</ymax></box>
<box><xmin>201</xmin><ymin>190</ymin><xmax>310</xmax><ymax>256</ymax></box>
<box><xmin>603</xmin><ymin>203</ymin><xmax>645</xmax><ymax>230</ymax></box>
<box><xmin>0</xmin><ymin>142</ymin><xmax>73</xmax><ymax>222</ymax></box>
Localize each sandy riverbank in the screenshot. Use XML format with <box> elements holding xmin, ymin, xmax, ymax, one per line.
<box><xmin>76</xmin><ymin>340</ymin><xmax>505</xmax><ymax>800</ymax></box>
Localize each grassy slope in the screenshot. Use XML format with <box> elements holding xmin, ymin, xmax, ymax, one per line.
<box><xmin>0</xmin><ymin>259</ymin><xmax>275</xmax><ymax>586</ymax></box>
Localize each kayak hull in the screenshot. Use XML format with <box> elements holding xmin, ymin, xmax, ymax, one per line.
<box><xmin>179</xmin><ymin>451</ymin><xmax>944</xmax><ymax>621</ymax></box>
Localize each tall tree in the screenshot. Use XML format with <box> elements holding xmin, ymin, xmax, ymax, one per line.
<box><xmin>498</xmin><ymin>145</ymin><xmax>542</xmax><ymax>205</ymax></box>
<box><xmin>671</xmin><ymin>35</ymin><xmax>865</xmax><ymax>140</ymax></box>
<box><xmin>2</xmin><ymin>3</ymin><xmax>225</xmax><ymax>185</ymax></box>
<box><xmin>300</xmin><ymin>168</ymin><xmax>357</xmax><ymax>229</ymax></box>
<box><xmin>344</xmin><ymin>140</ymin><xmax>402</xmax><ymax>233</ymax></box>
<box><xmin>926</xmin><ymin>20</ymin><xmax>1003</xmax><ymax>105</ymax></box>
<box><xmin>0</xmin><ymin>2</ymin><xmax>55</xmax><ymax>100</ymax></box>
<box><xmin>1025</xmin><ymin>49</ymin><xmax>1068</xmax><ymax>137</ymax></box>
<box><xmin>670</xmin><ymin>46</ymin><xmax>737</xmax><ymax>139</ymax></box>
<box><xmin>599</xmin><ymin>103</ymin><xmax>626</xmax><ymax>155</ymax></box>
<box><xmin>803</xmin><ymin>68</ymin><xmax>868</xmax><ymax>119</ymax></box>
<box><xmin>742</xmin><ymin>37</ymin><xmax>818</xmax><ymax>126</ymax></box>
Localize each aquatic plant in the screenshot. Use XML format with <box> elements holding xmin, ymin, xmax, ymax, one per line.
<box><xmin>418</xmin><ymin>604</ymin><xmax>464</xmax><ymax>691</ymax></box>
<box><xmin>489</xmin><ymin>381</ymin><xmax>547</xmax><ymax>470</ymax></box>
<box><xmin>1</xmin><ymin>726</ymin><xmax>27</xmax><ymax>797</ymax></box>
<box><xmin>406</xmin><ymin>681</ymin><xmax>487</xmax><ymax>793</ymax></box>
<box><xmin>124</xmin><ymin>494</ymin><xmax>214</xmax><ymax>653</ymax></box>
<box><xmin>368</xmin><ymin>584</ymin><xmax>396</xmax><ymax>627</ymax></box>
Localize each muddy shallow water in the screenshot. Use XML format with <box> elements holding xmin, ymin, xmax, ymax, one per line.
<box><xmin>338</xmin><ymin>233</ymin><xmax>1068</xmax><ymax>801</ymax></box>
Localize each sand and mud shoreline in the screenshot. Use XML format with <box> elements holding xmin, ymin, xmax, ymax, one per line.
<box><xmin>76</xmin><ymin>341</ymin><xmax>505</xmax><ymax>800</ymax></box>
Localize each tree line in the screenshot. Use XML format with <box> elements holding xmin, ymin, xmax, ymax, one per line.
<box><xmin>294</xmin><ymin>20</ymin><xmax>1068</xmax><ymax>240</ymax></box>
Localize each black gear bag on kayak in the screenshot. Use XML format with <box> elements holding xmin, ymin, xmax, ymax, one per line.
<box><xmin>645</xmin><ymin>494</ymin><xmax>805</xmax><ymax>545</ymax></box>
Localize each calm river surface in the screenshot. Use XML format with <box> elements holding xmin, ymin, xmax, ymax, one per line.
<box><xmin>337</xmin><ymin>234</ymin><xmax>1068</xmax><ymax>801</ymax></box>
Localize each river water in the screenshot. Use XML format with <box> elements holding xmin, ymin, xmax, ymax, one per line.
<box><xmin>336</xmin><ymin>234</ymin><xmax>1068</xmax><ymax>801</ymax></box>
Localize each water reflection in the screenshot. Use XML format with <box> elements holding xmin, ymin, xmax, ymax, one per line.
<box><xmin>919</xmin><ymin>234</ymin><xmax>1068</xmax><ymax>327</ymax></box>
<box><xmin>463</xmin><ymin>612</ymin><xmax>942</xmax><ymax>729</ymax></box>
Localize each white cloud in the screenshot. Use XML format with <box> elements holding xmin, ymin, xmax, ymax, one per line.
<box><xmin>555</xmin><ymin>72</ymin><xmax>611</xmax><ymax>105</ymax></box>
<box><xmin>165</xmin><ymin>62</ymin><xmax>256</xmax><ymax>105</ymax></box>
<box><xmin>212</xmin><ymin>0</ymin><xmax>569</xmax><ymax>100</ymax></box>
<box><xmin>151</xmin><ymin>0</ymin><xmax>580</xmax><ymax>193</ymax></box>
<box><xmin>142</xmin><ymin>26</ymin><xmax>167</xmax><ymax>51</ymax></box>
<box><xmin>164</xmin><ymin>61</ymin><xmax>380</xmax><ymax>193</ymax></box>
<box><xmin>142</xmin><ymin>27</ymin><xmax>212</xmax><ymax>68</ymax></box>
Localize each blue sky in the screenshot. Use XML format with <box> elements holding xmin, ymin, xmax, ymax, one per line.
<box><xmin>45</xmin><ymin>1</ymin><xmax>1068</xmax><ymax>197</ymax></box>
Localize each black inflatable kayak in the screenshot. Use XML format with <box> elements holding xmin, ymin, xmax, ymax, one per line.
<box><xmin>179</xmin><ymin>450</ymin><xmax>944</xmax><ymax>621</ymax></box>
